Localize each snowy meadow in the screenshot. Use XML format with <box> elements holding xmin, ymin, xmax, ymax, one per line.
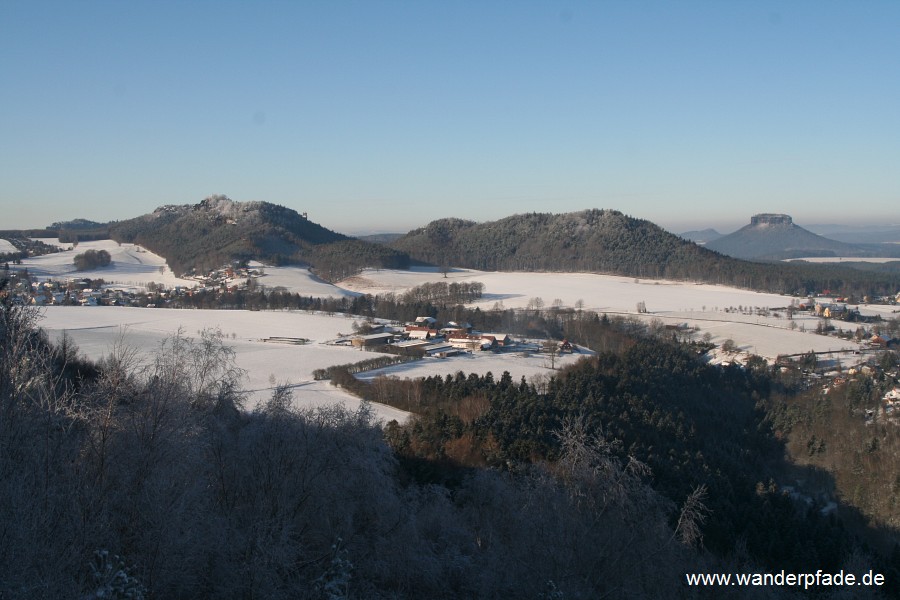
<box><xmin>16</xmin><ymin>243</ymin><xmax>889</xmax><ymax>420</ymax></box>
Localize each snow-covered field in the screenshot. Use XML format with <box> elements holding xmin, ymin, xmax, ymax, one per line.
<box><xmin>0</xmin><ymin>239</ymin><xmax>17</xmax><ymax>254</ymax></box>
<box><xmin>36</xmin><ymin>305</ymin><xmax>586</xmax><ymax>420</ymax></box>
<box><xmin>347</xmin><ymin>267</ymin><xmax>892</xmax><ymax>359</ymax></box>
<box><xmin>246</xmin><ymin>261</ymin><xmax>356</xmax><ymax>298</ymax></box>
<box><xmin>340</xmin><ymin>267</ymin><xmax>800</xmax><ymax>314</ymax></box>
<box><xmin>633</xmin><ymin>310</ymin><xmax>863</xmax><ymax>359</ymax></box>
<box><xmin>38</xmin><ymin>306</ymin><xmax>412</xmax><ymax>422</ymax></box>
<box><xmin>27</xmin><ymin>262</ymin><xmax>894</xmax><ymax>420</ymax></box>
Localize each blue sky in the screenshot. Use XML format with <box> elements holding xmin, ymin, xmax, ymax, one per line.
<box><xmin>1</xmin><ymin>1</ymin><xmax>898</xmax><ymax>235</ymax></box>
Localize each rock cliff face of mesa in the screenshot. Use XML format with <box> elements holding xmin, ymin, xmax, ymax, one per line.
<box><xmin>109</xmin><ymin>195</ymin><xmax>409</xmax><ymax>279</ymax></box>
<box><xmin>750</xmin><ymin>213</ymin><xmax>793</xmax><ymax>227</ymax></box>
<box><xmin>705</xmin><ymin>213</ymin><xmax>862</xmax><ymax>260</ymax></box>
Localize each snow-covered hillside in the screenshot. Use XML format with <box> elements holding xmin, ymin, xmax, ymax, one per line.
<box><xmin>21</xmin><ymin>239</ymin><xmax>195</xmax><ymax>290</ymax></box>
<box><xmin>17</xmin><ymin>240</ymin><xmax>356</xmax><ymax>297</ymax></box>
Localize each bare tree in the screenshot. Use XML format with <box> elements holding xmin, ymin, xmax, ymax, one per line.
<box><xmin>674</xmin><ymin>485</ymin><xmax>709</xmax><ymax>546</ymax></box>
<box><xmin>542</xmin><ymin>339</ymin><xmax>559</xmax><ymax>370</ymax></box>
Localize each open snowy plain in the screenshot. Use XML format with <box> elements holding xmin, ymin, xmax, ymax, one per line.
<box><xmin>17</xmin><ymin>243</ymin><xmax>891</xmax><ymax>420</ymax></box>
<box><xmin>340</xmin><ymin>268</ymin><xmax>871</xmax><ymax>364</ymax></box>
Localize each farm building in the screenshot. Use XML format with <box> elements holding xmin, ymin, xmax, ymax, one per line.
<box><xmin>405</xmin><ymin>325</ymin><xmax>439</xmax><ymax>340</ymax></box>
<box><xmin>351</xmin><ymin>332</ymin><xmax>395</xmax><ymax>348</ymax></box>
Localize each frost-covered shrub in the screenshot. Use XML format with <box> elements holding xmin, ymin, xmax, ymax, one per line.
<box><xmin>84</xmin><ymin>551</ymin><xmax>146</xmax><ymax>600</ymax></box>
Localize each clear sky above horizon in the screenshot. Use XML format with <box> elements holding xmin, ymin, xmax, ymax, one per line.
<box><xmin>1</xmin><ymin>1</ymin><xmax>898</xmax><ymax>235</ymax></box>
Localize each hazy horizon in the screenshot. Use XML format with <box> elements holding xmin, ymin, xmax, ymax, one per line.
<box><xmin>2</xmin><ymin>1</ymin><xmax>898</xmax><ymax>233</ymax></box>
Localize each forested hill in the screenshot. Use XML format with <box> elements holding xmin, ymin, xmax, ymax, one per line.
<box><xmin>109</xmin><ymin>195</ymin><xmax>409</xmax><ymax>278</ymax></box>
<box><xmin>390</xmin><ymin>209</ymin><xmax>900</xmax><ymax>296</ymax></box>
<box><xmin>390</xmin><ymin>210</ymin><xmax>721</xmax><ymax>275</ymax></box>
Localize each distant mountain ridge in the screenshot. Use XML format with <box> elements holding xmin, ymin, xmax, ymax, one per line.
<box><xmin>355</xmin><ymin>232</ymin><xmax>405</xmax><ymax>244</ymax></box>
<box><xmin>109</xmin><ymin>195</ymin><xmax>409</xmax><ymax>278</ymax></box>
<box><xmin>27</xmin><ymin>199</ymin><xmax>896</xmax><ymax>296</ymax></box>
<box><xmin>804</xmin><ymin>223</ymin><xmax>900</xmax><ymax>245</ymax></box>
<box><xmin>679</xmin><ymin>228</ymin><xmax>723</xmax><ymax>245</ymax></box>
<box><xmin>705</xmin><ymin>213</ymin><xmax>863</xmax><ymax>260</ymax></box>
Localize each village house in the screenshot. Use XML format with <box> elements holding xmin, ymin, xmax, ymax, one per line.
<box><xmin>440</xmin><ymin>323</ymin><xmax>474</xmax><ymax>337</ymax></box>
<box><xmin>815</xmin><ymin>302</ymin><xmax>847</xmax><ymax>318</ymax></box>
<box><xmin>883</xmin><ymin>388</ymin><xmax>900</xmax><ymax>416</ymax></box>
<box><xmin>487</xmin><ymin>333</ymin><xmax>513</xmax><ymax>347</ymax></box>
<box><xmin>405</xmin><ymin>325</ymin><xmax>439</xmax><ymax>340</ymax></box>
<box><xmin>870</xmin><ymin>335</ymin><xmax>887</xmax><ymax>348</ymax></box>
<box><xmin>447</xmin><ymin>333</ymin><xmax>495</xmax><ymax>351</ymax></box>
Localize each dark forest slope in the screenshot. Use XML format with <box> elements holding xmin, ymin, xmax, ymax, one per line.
<box><xmin>109</xmin><ymin>195</ymin><xmax>409</xmax><ymax>278</ymax></box>
<box><xmin>391</xmin><ymin>210</ymin><xmax>725</xmax><ymax>276</ymax></box>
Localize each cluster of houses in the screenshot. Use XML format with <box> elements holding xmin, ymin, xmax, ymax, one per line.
<box><xmin>796</xmin><ymin>296</ymin><xmax>900</xmax><ymax>323</ymax></box>
<box><xmin>182</xmin><ymin>263</ymin><xmax>262</xmax><ymax>289</ymax></box>
<box><xmin>811</xmin><ymin>301</ymin><xmax>854</xmax><ymax>319</ymax></box>
<box><xmin>811</xmin><ymin>365</ymin><xmax>900</xmax><ymax>426</ymax></box>
<box><xmin>1</xmin><ymin>255</ymin><xmax>267</xmax><ymax>308</ymax></box>
<box><xmin>1</xmin><ymin>274</ymin><xmax>192</xmax><ymax>308</ymax></box>
<box><xmin>809</xmin><ymin>291</ymin><xmax>900</xmax><ymax>306</ymax></box>
<box><xmin>882</xmin><ymin>387</ymin><xmax>900</xmax><ymax>414</ymax></box>
<box><xmin>343</xmin><ymin>317</ymin><xmax>517</xmax><ymax>357</ymax></box>
<box><xmin>3</xmin><ymin>277</ymin><xmax>123</xmax><ymax>307</ymax></box>
<box><xmin>341</xmin><ymin>316</ymin><xmax>578</xmax><ymax>358</ymax></box>
<box><xmin>796</xmin><ymin>299</ymin><xmax>875</xmax><ymax>322</ymax></box>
